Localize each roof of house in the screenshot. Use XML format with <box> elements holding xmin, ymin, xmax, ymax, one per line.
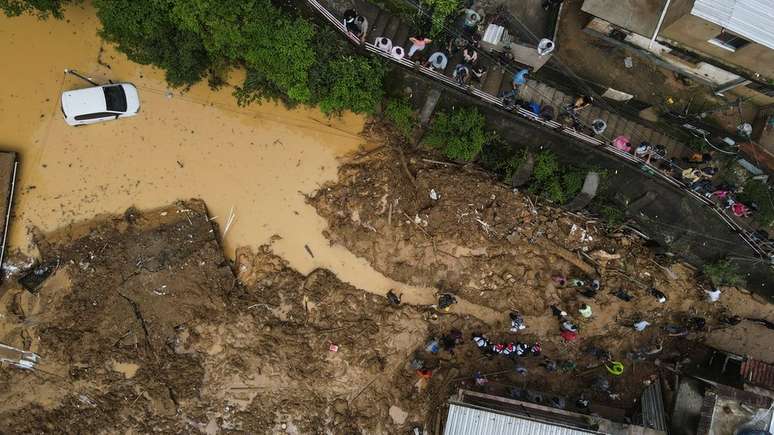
<box><xmin>443</xmin><ymin>403</ymin><xmax>597</xmax><ymax>435</ymax></box>
<box><xmin>691</xmin><ymin>0</ymin><xmax>774</xmax><ymax>50</ymax></box>
<box><xmin>740</xmin><ymin>358</ymin><xmax>774</xmax><ymax>390</ymax></box>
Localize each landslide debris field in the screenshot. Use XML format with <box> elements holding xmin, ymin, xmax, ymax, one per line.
<box><xmin>0</xmin><ymin>151</ymin><xmax>772</xmax><ymax>434</ymax></box>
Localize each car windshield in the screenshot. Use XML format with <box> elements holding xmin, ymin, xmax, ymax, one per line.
<box><xmin>103</xmin><ymin>85</ymin><xmax>127</xmax><ymax>112</ymax></box>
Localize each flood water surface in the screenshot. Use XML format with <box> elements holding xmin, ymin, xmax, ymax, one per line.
<box><xmin>0</xmin><ymin>6</ymin><xmax>503</xmax><ymax>323</ymax></box>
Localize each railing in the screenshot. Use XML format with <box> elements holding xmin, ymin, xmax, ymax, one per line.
<box><xmin>307</xmin><ymin>0</ymin><xmax>771</xmax><ymax>261</ymax></box>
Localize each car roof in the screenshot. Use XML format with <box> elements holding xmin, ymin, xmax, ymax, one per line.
<box><xmin>61</xmin><ymin>86</ymin><xmax>107</xmax><ymax>116</ymax></box>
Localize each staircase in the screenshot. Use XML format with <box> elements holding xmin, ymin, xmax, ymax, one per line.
<box><xmin>307</xmin><ymin>0</ymin><xmax>770</xmax><ymax>259</ymax></box>
<box><xmin>350</xmin><ymin>0</ymin><xmax>686</xmax><ymax>156</ymax></box>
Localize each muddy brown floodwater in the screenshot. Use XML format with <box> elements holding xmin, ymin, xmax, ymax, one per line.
<box><xmin>0</xmin><ymin>4</ymin><xmax>494</xmax><ymax>317</ymax></box>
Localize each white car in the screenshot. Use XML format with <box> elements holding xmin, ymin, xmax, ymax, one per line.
<box><xmin>60</xmin><ymin>83</ymin><xmax>140</xmax><ymax>126</ymax></box>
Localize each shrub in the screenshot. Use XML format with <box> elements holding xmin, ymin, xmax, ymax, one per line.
<box><xmin>317</xmin><ymin>57</ymin><xmax>385</xmax><ymax>115</ymax></box>
<box><xmin>738</xmin><ymin>179</ymin><xmax>774</xmax><ymax>228</ymax></box>
<box><xmin>600</xmin><ymin>205</ymin><xmax>625</xmax><ymax>227</ymax></box>
<box><xmin>385</xmin><ymin>98</ymin><xmax>417</xmax><ymax>139</ymax></box>
<box><xmin>424</xmin><ymin>107</ymin><xmax>488</xmax><ymax>161</ymax></box>
<box><xmin>703</xmin><ymin>259</ymin><xmax>745</xmax><ymax>287</ymax></box>
<box><xmin>529</xmin><ymin>151</ymin><xmax>586</xmax><ymax>204</ymax></box>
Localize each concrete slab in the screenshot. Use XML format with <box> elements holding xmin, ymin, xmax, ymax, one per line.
<box><xmin>581</xmin><ymin>0</ymin><xmax>665</xmax><ymax>38</ymax></box>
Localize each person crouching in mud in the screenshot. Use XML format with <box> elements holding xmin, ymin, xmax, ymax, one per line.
<box><xmin>437</xmin><ymin>293</ymin><xmax>457</xmax><ymax>312</ymax></box>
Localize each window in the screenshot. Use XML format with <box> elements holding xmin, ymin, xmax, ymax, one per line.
<box><xmin>74</xmin><ymin>112</ymin><xmax>117</xmax><ymax>121</ymax></box>
<box><xmin>708</xmin><ymin>30</ymin><xmax>750</xmax><ymax>52</ymax></box>
<box><xmin>103</xmin><ymin>85</ymin><xmax>127</xmax><ymax>112</ymax></box>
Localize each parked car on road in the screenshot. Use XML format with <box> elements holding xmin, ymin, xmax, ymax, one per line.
<box><xmin>60</xmin><ymin>83</ymin><xmax>140</xmax><ymax>126</ymax></box>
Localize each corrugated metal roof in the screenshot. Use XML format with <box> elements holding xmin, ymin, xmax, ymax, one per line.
<box><xmin>640</xmin><ymin>381</ymin><xmax>668</xmax><ymax>432</ymax></box>
<box><xmin>691</xmin><ymin>0</ymin><xmax>774</xmax><ymax>50</ymax></box>
<box><xmin>443</xmin><ymin>404</ymin><xmax>597</xmax><ymax>435</ymax></box>
<box><xmin>741</xmin><ymin>358</ymin><xmax>774</xmax><ymax>390</ymax></box>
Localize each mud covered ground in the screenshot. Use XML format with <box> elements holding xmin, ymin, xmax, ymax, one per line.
<box><xmin>1</xmin><ymin>155</ymin><xmax>773</xmax><ymax>434</ymax></box>
<box><xmin>310</xmin><ymin>145</ymin><xmax>774</xmax><ymax>400</ymax></box>
<box><xmin>0</xmin><ymin>200</ymin><xmax>453</xmax><ymax>433</ymax></box>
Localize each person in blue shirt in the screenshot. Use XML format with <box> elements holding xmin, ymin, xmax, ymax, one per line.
<box><xmin>512</xmin><ymin>69</ymin><xmax>529</xmax><ymax>90</ymax></box>
<box><xmin>500</xmin><ymin>68</ymin><xmax>529</xmax><ymax>100</ymax></box>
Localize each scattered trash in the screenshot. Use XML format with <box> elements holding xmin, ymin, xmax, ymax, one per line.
<box><xmin>18</xmin><ymin>259</ymin><xmax>59</xmax><ymax>294</ymax></box>
<box><xmin>0</xmin><ymin>342</ymin><xmax>40</xmax><ymax>370</ymax></box>
<box><xmin>634</xmin><ymin>320</ymin><xmax>651</xmax><ymax>331</ymax></box>
<box><xmin>223</xmin><ymin>206</ymin><xmax>236</xmax><ymax>237</ymax></box>
<box><xmin>328</xmin><ymin>343</ymin><xmax>339</xmax><ymax>352</ymax></box>
<box><xmin>304</xmin><ymin>244</ymin><xmax>315</xmax><ymax>258</ymax></box>
<box><xmin>429</xmin><ymin>189</ymin><xmax>440</xmax><ymax>200</ymax></box>
<box><xmin>624</xmin><ymin>56</ymin><xmax>633</xmax><ymax>68</ymax></box>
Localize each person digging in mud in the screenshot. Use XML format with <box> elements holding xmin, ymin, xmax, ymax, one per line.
<box><xmin>705</xmin><ymin>287</ymin><xmax>721</xmax><ymax>303</ymax></box>
<box><xmin>530</xmin><ymin>342</ymin><xmax>542</xmax><ymax>356</ymax></box>
<box><xmin>578</xmin><ymin>304</ymin><xmax>593</xmax><ymax>318</ymax></box>
<box><xmin>552</xmin><ymin>275</ymin><xmax>567</xmax><ymax>287</ymax></box>
<box><xmin>649</xmin><ymin>287</ymin><xmax>667</xmax><ymax>303</ymax></box>
<box><xmin>510</xmin><ymin>311</ymin><xmax>526</xmax><ymax>332</ymax></box>
<box><xmin>569</xmin><ymin>278</ymin><xmax>586</xmax><ymax>287</ymax></box>
<box><xmin>578</xmin><ymin>285</ymin><xmax>597</xmax><ymax>298</ymax></box>
<box><xmin>550</xmin><ymin>305</ymin><xmax>568</xmax><ymax>319</ymax></box>
<box><xmin>560</xmin><ymin>320</ymin><xmax>578</xmax><ymax>342</ymax></box>
<box><xmin>473</xmin><ymin>334</ymin><xmax>492</xmax><ymax>353</ymax></box>
<box><xmin>614</xmin><ymin>288</ymin><xmax>633</xmax><ymax>301</ymax></box>
<box><xmin>437</xmin><ymin>293</ymin><xmax>457</xmax><ymax>312</ymax></box>
<box><xmin>441</xmin><ymin>329</ymin><xmax>463</xmax><ymax>353</ymax></box>
<box><xmin>541</xmin><ymin>358</ymin><xmax>558</xmax><ymax>372</ymax></box>
<box><xmin>386</xmin><ymin>290</ymin><xmax>401</xmax><ymax>305</ymax></box>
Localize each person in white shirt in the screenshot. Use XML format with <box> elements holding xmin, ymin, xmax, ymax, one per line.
<box><xmin>424</xmin><ymin>51</ymin><xmax>448</xmax><ymax>71</ymax></box>
<box><xmin>374</xmin><ymin>37</ymin><xmax>392</xmax><ymax>53</ymax></box>
<box><xmin>705</xmin><ymin>288</ymin><xmax>722</xmax><ymax>302</ymax></box>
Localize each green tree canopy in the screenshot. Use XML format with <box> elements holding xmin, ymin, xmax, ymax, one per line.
<box><xmin>424</xmin><ymin>106</ymin><xmax>488</xmax><ymax>161</ymax></box>
<box><xmin>92</xmin><ymin>0</ymin><xmax>384</xmax><ymax>111</ymax></box>
<box><xmin>1</xmin><ymin>0</ymin><xmax>71</xmax><ymax>18</ymax></box>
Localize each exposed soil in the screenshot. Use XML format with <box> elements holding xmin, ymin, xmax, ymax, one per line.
<box><xmin>310</xmin><ymin>144</ymin><xmax>774</xmax><ymax>391</ymax></box>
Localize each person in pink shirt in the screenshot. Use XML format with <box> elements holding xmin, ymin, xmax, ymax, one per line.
<box><xmin>408</xmin><ymin>35</ymin><xmax>432</xmax><ymax>58</ymax></box>
<box><xmin>612</xmin><ymin>135</ymin><xmax>631</xmax><ymax>152</ymax></box>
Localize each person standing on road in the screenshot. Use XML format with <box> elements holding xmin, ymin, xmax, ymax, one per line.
<box><xmin>408</xmin><ymin>35</ymin><xmax>432</xmax><ymax>58</ymax></box>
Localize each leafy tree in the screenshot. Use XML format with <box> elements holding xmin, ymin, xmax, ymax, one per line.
<box><xmin>738</xmin><ymin>179</ymin><xmax>774</xmax><ymax>228</ymax></box>
<box><xmin>420</xmin><ymin>0</ymin><xmax>460</xmax><ymax>37</ymax></box>
<box><xmin>93</xmin><ymin>0</ymin><xmax>385</xmax><ymax>111</ymax></box>
<box><xmin>425</xmin><ymin>106</ymin><xmax>488</xmax><ymax>161</ymax></box>
<box><xmin>94</xmin><ymin>0</ymin><xmax>211</xmax><ymax>86</ymax></box>
<box><xmin>384</xmin><ymin>98</ymin><xmax>417</xmax><ymax>138</ymax></box>
<box><xmin>0</xmin><ymin>0</ymin><xmax>71</xmax><ymax>18</ymax></box>
<box><xmin>316</xmin><ymin>57</ymin><xmax>385</xmax><ymax>115</ymax></box>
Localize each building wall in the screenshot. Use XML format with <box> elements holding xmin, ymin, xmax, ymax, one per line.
<box><xmin>661</xmin><ymin>13</ymin><xmax>774</xmax><ymax>80</ymax></box>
